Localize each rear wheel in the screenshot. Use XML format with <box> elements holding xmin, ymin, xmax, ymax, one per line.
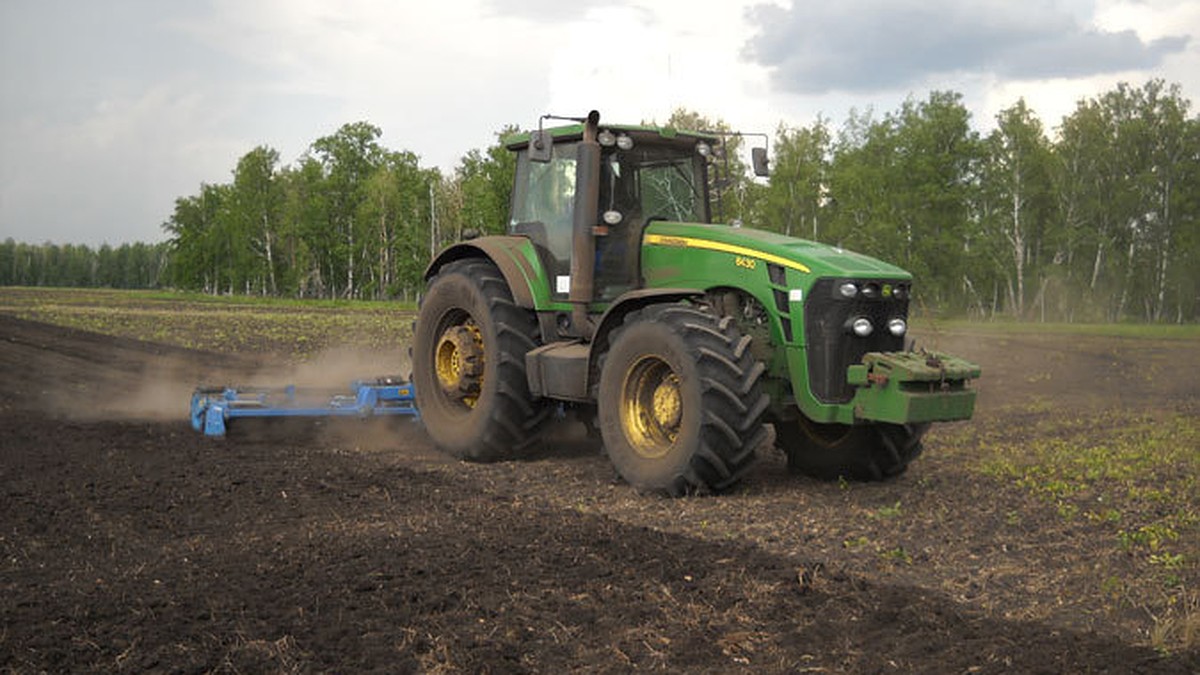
<box><xmin>598</xmin><ymin>304</ymin><xmax>769</xmax><ymax>495</ymax></box>
<box><xmin>776</xmin><ymin>419</ymin><xmax>928</xmax><ymax>481</ymax></box>
<box><xmin>412</xmin><ymin>259</ymin><xmax>547</xmax><ymax>461</ymax></box>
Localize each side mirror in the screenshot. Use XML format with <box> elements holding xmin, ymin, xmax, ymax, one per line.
<box><xmin>752</xmin><ymin>147</ymin><xmax>770</xmax><ymax>177</ymax></box>
<box><xmin>530</xmin><ymin>130</ymin><xmax>553</xmax><ymax>163</ymax></box>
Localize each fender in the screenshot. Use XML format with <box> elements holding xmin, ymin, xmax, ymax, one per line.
<box><xmin>589</xmin><ymin>287</ymin><xmax>704</xmax><ymax>374</ymax></box>
<box><xmin>424</xmin><ymin>236</ymin><xmax>551</xmax><ymax>309</ymax></box>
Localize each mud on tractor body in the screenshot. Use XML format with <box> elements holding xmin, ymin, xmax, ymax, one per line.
<box><xmin>413</xmin><ymin>111</ymin><xmax>979</xmax><ymax>495</ymax></box>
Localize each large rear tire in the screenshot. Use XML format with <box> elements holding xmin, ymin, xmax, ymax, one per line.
<box><xmin>597</xmin><ymin>304</ymin><xmax>769</xmax><ymax>496</ymax></box>
<box><xmin>776</xmin><ymin>419</ymin><xmax>928</xmax><ymax>481</ymax></box>
<box><xmin>412</xmin><ymin>259</ymin><xmax>547</xmax><ymax>461</ymax></box>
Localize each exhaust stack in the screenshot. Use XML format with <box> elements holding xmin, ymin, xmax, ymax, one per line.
<box><xmin>569</xmin><ymin>110</ymin><xmax>601</xmax><ymax>340</ymax></box>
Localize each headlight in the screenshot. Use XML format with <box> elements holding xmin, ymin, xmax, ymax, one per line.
<box><xmin>696</xmin><ymin>141</ymin><xmax>712</xmax><ymax>157</ymax></box>
<box><xmin>838</xmin><ymin>282</ymin><xmax>858</xmax><ymax>298</ymax></box>
<box><xmin>616</xmin><ymin>134</ymin><xmax>634</xmax><ymax>151</ymax></box>
<box><xmin>887</xmin><ymin>318</ymin><xmax>907</xmax><ymax>337</ymax></box>
<box><xmin>850</xmin><ymin>317</ymin><xmax>873</xmax><ymax>337</ymax></box>
<box><xmin>861</xmin><ymin>282</ymin><xmax>880</xmax><ymax>299</ymax></box>
<box><xmin>597</xmin><ymin>130</ymin><xmax>616</xmax><ymax>147</ymax></box>
<box><xmin>893</xmin><ymin>284</ymin><xmax>908</xmax><ymax>300</ymax></box>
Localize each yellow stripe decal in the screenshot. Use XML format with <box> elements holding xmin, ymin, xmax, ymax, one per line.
<box><xmin>644</xmin><ymin>234</ymin><xmax>811</xmax><ymax>274</ymax></box>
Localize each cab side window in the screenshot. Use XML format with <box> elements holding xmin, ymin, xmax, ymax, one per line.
<box><xmin>510</xmin><ymin>143</ymin><xmax>578</xmax><ymax>269</ymax></box>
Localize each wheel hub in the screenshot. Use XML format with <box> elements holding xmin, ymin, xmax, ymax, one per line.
<box><xmin>621</xmin><ymin>356</ymin><xmax>681</xmax><ymax>459</ymax></box>
<box><xmin>434</xmin><ymin>322</ymin><xmax>484</xmax><ymax>406</ymax></box>
<box><xmin>651</xmin><ymin>377</ymin><xmax>682</xmax><ymax>429</ymax></box>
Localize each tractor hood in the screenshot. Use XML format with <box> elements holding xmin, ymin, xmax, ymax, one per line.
<box><xmin>642</xmin><ymin>221</ymin><xmax>911</xmax><ymax>281</ymax></box>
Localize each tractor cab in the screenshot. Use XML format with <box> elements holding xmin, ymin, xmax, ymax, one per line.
<box><xmin>505</xmin><ymin>123</ymin><xmax>716</xmax><ymax>301</ymax></box>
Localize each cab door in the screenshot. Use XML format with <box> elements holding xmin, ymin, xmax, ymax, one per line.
<box><xmin>508</xmin><ymin>143</ymin><xmax>578</xmax><ymax>300</ymax></box>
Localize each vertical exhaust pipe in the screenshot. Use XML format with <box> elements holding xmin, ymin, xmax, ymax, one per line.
<box><xmin>570</xmin><ymin>110</ymin><xmax>601</xmax><ymax>341</ymax></box>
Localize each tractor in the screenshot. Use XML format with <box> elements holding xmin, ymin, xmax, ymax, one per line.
<box><xmin>412</xmin><ymin>111</ymin><xmax>979</xmax><ymax>495</ymax></box>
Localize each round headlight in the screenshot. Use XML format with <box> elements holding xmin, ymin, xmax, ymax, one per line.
<box><xmin>838</xmin><ymin>282</ymin><xmax>858</xmax><ymax>298</ymax></box>
<box><xmin>861</xmin><ymin>283</ymin><xmax>880</xmax><ymax>299</ymax></box>
<box><xmin>893</xmin><ymin>284</ymin><xmax>908</xmax><ymax>300</ymax></box>
<box><xmin>696</xmin><ymin>141</ymin><xmax>711</xmax><ymax>157</ymax></box>
<box><xmin>887</xmin><ymin>318</ymin><xmax>907</xmax><ymax>337</ymax></box>
<box><xmin>851</xmin><ymin>317</ymin><xmax>873</xmax><ymax>337</ymax></box>
<box><xmin>602</xmin><ymin>210</ymin><xmax>623</xmax><ymax>225</ymax></box>
<box><xmin>616</xmin><ymin>134</ymin><xmax>634</xmax><ymax>151</ymax></box>
<box><xmin>597</xmin><ymin>130</ymin><xmax>616</xmax><ymax>147</ymax></box>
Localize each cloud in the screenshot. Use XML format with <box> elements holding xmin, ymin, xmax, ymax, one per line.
<box><xmin>0</xmin><ymin>0</ymin><xmax>551</xmax><ymax>245</ymax></box>
<box><xmin>743</xmin><ymin>0</ymin><xmax>1190</xmax><ymax>94</ymax></box>
<box><xmin>1</xmin><ymin>0</ymin><xmax>1196</xmax><ymax>246</ymax></box>
<box><xmin>0</xmin><ymin>2</ymin><xmax>252</xmax><ymax>245</ymax></box>
<box><xmin>482</xmin><ymin>0</ymin><xmax>621</xmax><ymax>23</ymax></box>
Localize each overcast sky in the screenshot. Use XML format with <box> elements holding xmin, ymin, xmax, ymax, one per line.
<box><xmin>1</xmin><ymin>0</ymin><xmax>1196</xmax><ymax>246</ymax></box>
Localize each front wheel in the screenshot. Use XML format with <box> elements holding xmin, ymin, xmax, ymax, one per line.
<box><xmin>597</xmin><ymin>304</ymin><xmax>769</xmax><ymax>496</ymax></box>
<box><xmin>776</xmin><ymin>419</ymin><xmax>928</xmax><ymax>481</ymax></box>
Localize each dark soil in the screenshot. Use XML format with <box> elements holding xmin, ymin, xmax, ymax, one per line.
<box><xmin>1</xmin><ymin>314</ymin><xmax>1197</xmax><ymax>673</ymax></box>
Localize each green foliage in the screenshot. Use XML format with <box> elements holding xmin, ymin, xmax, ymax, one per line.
<box><xmin>978</xmin><ymin>411</ymin><xmax>1199</xmax><ymax>561</ymax></box>
<box><xmin>975</xmin><ymin>99</ymin><xmax>1057</xmax><ymax>318</ymax></box>
<box><xmin>879</xmin><ymin>546</ymin><xmax>913</xmax><ymax>565</ymax></box>
<box><xmin>0</xmin><ymin>238</ymin><xmax>169</xmax><ymax>289</ymax></box>
<box><xmin>456</xmin><ymin>125</ymin><xmax>518</xmax><ymax>236</ymax></box>
<box><xmin>759</xmin><ymin>118</ymin><xmax>830</xmax><ymax>238</ymax></box>
<box><xmin>154</xmin><ymin>122</ymin><xmax>516</xmax><ymax>301</ymax></box>
<box><xmin>764</xmin><ymin>79</ymin><xmax>1199</xmax><ymax>322</ymax></box>
<box><xmin>870</xmin><ymin>501</ymin><xmax>903</xmax><ymax>520</ymax></box>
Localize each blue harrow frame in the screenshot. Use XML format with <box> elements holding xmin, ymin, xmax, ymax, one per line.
<box><xmin>190</xmin><ymin>376</ymin><xmax>420</xmax><ymax>437</ymax></box>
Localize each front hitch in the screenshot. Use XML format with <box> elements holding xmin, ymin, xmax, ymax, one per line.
<box><xmin>847</xmin><ymin>351</ymin><xmax>981</xmax><ymax>425</ymax></box>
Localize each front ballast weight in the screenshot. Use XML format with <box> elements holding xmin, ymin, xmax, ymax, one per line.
<box><xmin>848</xmin><ymin>350</ymin><xmax>981</xmax><ymax>424</ymax></box>
<box><xmin>190</xmin><ymin>377</ymin><xmax>420</xmax><ymax>437</ymax></box>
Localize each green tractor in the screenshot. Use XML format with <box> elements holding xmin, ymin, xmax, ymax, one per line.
<box><xmin>413</xmin><ymin>111</ymin><xmax>979</xmax><ymax>495</ymax></box>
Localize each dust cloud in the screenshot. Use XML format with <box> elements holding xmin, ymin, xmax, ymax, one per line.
<box><xmin>46</xmin><ymin>346</ymin><xmax>412</xmax><ymax>426</ymax></box>
<box><xmin>281</xmin><ymin>347</ymin><xmax>411</xmax><ymax>389</ymax></box>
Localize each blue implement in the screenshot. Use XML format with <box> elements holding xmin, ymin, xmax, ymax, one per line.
<box><xmin>190</xmin><ymin>376</ymin><xmax>420</xmax><ymax>437</ymax></box>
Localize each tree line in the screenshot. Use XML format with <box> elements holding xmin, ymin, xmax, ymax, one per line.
<box><xmin>5</xmin><ymin>78</ymin><xmax>1196</xmax><ymax>322</ymax></box>
<box><xmin>158</xmin><ymin>77</ymin><xmax>1200</xmax><ymax>321</ymax></box>
<box><xmin>161</xmin><ymin>121</ymin><xmax>514</xmax><ymax>302</ymax></box>
<box><xmin>0</xmin><ymin>239</ymin><xmax>169</xmax><ymax>289</ymax></box>
<box><xmin>750</xmin><ymin>79</ymin><xmax>1199</xmax><ymax>323</ymax></box>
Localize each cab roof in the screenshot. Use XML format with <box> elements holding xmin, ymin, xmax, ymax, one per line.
<box><xmin>503</xmin><ymin>123</ymin><xmax>720</xmax><ymax>151</ymax></box>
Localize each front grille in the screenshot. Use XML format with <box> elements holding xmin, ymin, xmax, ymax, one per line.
<box><xmin>804</xmin><ymin>278</ymin><xmax>908</xmax><ymax>403</ymax></box>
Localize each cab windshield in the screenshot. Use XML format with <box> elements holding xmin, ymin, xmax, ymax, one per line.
<box><xmin>602</xmin><ymin>143</ymin><xmax>709</xmax><ymax>224</ymax></box>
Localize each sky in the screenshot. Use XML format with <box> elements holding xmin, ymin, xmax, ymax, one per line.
<box><xmin>1</xmin><ymin>0</ymin><xmax>1196</xmax><ymax>246</ymax></box>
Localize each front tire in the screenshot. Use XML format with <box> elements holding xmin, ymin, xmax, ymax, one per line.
<box><xmin>597</xmin><ymin>304</ymin><xmax>769</xmax><ymax>496</ymax></box>
<box><xmin>412</xmin><ymin>259</ymin><xmax>547</xmax><ymax>461</ymax></box>
<box><xmin>776</xmin><ymin>419</ymin><xmax>928</xmax><ymax>481</ymax></box>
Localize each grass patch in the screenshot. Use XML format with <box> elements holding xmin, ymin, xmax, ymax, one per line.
<box><xmin>969</xmin><ymin>408</ymin><xmax>1199</xmax><ymax>651</ymax></box>
<box><xmin>0</xmin><ymin>286</ymin><xmax>417</xmax><ymax>311</ymax></box>
<box><xmin>915</xmin><ymin>318</ymin><xmax>1200</xmax><ymax>341</ymax></box>
<box><xmin>0</xmin><ymin>287</ymin><xmax>417</xmax><ymax>359</ymax></box>
<box><xmin>978</xmin><ymin>412</ymin><xmax>1199</xmax><ymax>556</ymax></box>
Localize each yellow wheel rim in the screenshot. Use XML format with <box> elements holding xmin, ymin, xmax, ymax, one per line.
<box><xmin>434</xmin><ymin>320</ymin><xmax>484</xmax><ymax>408</ymax></box>
<box><xmin>620</xmin><ymin>355</ymin><xmax>681</xmax><ymax>459</ymax></box>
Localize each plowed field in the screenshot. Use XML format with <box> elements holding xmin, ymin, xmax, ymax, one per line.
<box><xmin>1</xmin><ymin>290</ymin><xmax>1197</xmax><ymax>673</ymax></box>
